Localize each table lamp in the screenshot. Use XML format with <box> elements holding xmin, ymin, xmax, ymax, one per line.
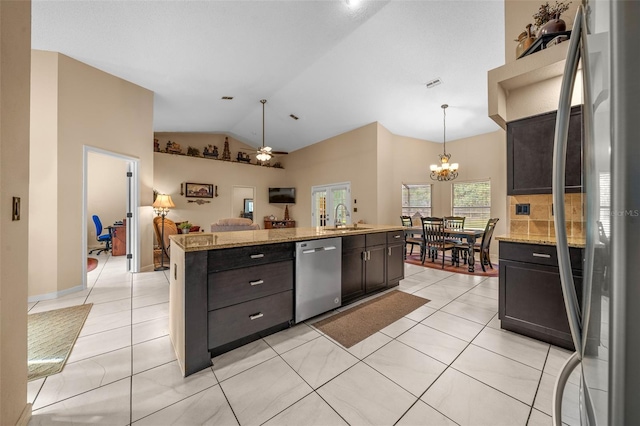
<box><xmin>153</xmin><ymin>194</ymin><xmax>175</xmax><ymax>271</ymax></box>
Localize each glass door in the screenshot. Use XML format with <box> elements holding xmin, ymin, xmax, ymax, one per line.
<box><xmin>311</xmin><ymin>182</ymin><xmax>351</xmax><ymax>227</ymax></box>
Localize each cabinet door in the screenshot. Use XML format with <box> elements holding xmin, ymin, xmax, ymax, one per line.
<box><xmin>386</xmin><ymin>242</ymin><xmax>405</xmax><ymax>286</ymax></box>
<box><xmin>365</xmin><ymin>245</ymin><xmax>387</xmax><ymax>293</ymax></box>
<box><xmin>499</xmin><ymin>260</ymin><xmax>582</xmax><ymax>350</ymax></box>
<box><xmin>507</xmin><ymin>105</ymin><xmax>583</xmax><ymax>195</ymax></box>
<box><xmin>341</xmin><ymin>247</ymin><xmax>365</xmax><ymax>305</ymax></box>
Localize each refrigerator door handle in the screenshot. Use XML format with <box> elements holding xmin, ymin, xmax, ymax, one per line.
<box><xmin>552</xmin><ymin>5</ymin><xmax>584</xmax><ymax>358</ymax></box>
<box><xmin>552</xmin><ymin>351</ymin><xmax>581</xmax><ymax>426</ymax></box>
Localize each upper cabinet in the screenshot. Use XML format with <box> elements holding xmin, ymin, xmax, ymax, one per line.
<box><xmin>507</xmin><ymin>105</ymin><xmax>583</xmax><ymax>195</ymax></box>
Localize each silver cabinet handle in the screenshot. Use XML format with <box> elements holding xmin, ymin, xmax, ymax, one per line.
<box><xmin>394</xmin><ymin>235</ymin><xmax>401</xmax><ymax>239</ymax></box>
<box><xmin>388</xmin><ymin>247</ymin><xmax>392</xmax><ymax>256</ymax></box>
<box><xmin>552</xmin><ymin>4</ymin><xmax>584</xmax><ymax>358</ymax></box>
<box><xmin>367</xmin><ymin>251</ymin><xmax>371</xmax><ymax>261</ymax></box>
<box><xmin>552</xmin><ymin>351</ymin><xmax>580</xmax><ymax>426</ymax></box>
<box><xmin>249</xmin><ymin>313</ymin><xmax>263</xmax><ymax>320</ymax></box>
<box><xmin>250</xmin><ymin>254</ymin><xmax>264</xmax><ymax>259</ymax></box>
<box><xmin>250</xmin><ymin>280</ymin><xmax>263</xmax><ymax>286</ymax></box>
<box><xmin>533</xmin><ymin>253</ymin><xmax>551</xmax><ymax>258</ymax></box>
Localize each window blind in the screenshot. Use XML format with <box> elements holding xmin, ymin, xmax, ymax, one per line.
<box><xmin>452</xmin><ymin>181</ymin><xmax>491</xmax><ymax>228</ymax></box>
<box><xmin>402</xmin><ymin>184</ymin><xmax>431</xmax><ymax>220</ymax></box>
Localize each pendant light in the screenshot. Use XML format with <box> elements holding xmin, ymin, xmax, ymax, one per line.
<box><xmin>430</xmin><ymin>104</ymin><xmax>459</xmax><ymax>181</ymax></box>
<box><xmin>256</xmin><ymin>99</ymin><xmax>273</xmax><ymax>162</ymax></box>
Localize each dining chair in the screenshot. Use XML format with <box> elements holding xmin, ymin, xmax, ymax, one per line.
<box><xmin>456</xmin><ymin>218</ymin><xmax>499</xmax><ymax>272</ymax></box>
<box><xmin>153</xmin><ymin>216</ymin><xmax>178</xmax><ymax>260</ymax></box>
<box><xmin>421</xmin><ymin>217</ymin><xmax>456</xmax><ymax>268</ymax></box>
<box><xmin>444</xmin><ymin>216</ymin><xmax>465</xmax><ymax>264</ymax></box>
<box><xmin>401</xmin><ymin>215</ymin><xmax>423</xmax><ymax>259</ymax></box>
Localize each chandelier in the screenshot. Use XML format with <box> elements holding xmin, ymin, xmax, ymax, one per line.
<box><xmin>430</xmin><ymin>104</ymin><xmax>459</xmax><ymax>181</ymax></box>
<box><xmin>256</xmin><ymin>99</ymin><xmax>273</xmax><ymax>162</ymax></box>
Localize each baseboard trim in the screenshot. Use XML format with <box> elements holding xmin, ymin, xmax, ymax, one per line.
<box><xmin>16</xmin><ymin>403</ymin><xmax>32</xmax><ymax>426</ymax></box>
<box><xmin>28</xmin><ymin>284</ymin><xmax>85</xmax><ymax>303</ymax></box>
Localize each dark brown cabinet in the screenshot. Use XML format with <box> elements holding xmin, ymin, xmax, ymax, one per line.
<box><xmin>341</xmin><ymin>235</ymin><xmax>367</xmax><ymax>304</ymax></box>
<box><xmin>341</xmin><ymin>231</ymin><xmax>404</xmax><ymax>305</ymax></box>
<box><xmin>499</xmin><ymin>241</ymin><xmax>583</xmax><ymax>350</ymax></box>
<box><xmin>206</xmin><ymin>243</ymin><xmax>294</xmax><ymax>357</ymax></box>
<box><xmin>506</xmin><ymin>105</ymin><xmax>583</xmax><ymax>195</ymax></box>
<box><xmin>386</xmin><ymin>231</ymin><xmax>405</xmax><ymax>286</ymax></box>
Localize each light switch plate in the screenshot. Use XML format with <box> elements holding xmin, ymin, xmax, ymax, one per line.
<box><xmin>515</xmin><ymin>203</ymin><xmax>530</xmax><ymax>215</ymax></box>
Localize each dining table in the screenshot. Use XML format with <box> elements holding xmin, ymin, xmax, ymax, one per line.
<box><xmin>404</xmin><ymin>226</ymin><xmax>485</xmax><ymax>273</ymax></box>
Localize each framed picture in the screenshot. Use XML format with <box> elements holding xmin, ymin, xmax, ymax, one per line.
<box><xmin>185</xmin><ymin>182</ymin><xmax>214</xmax><ymax>198</ymax></box>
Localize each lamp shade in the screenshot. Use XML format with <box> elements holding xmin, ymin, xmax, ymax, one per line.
<box><xmin>152</xmin><ymin>194</ymin><xmax>175</xmax><ymax>209</ymax></box>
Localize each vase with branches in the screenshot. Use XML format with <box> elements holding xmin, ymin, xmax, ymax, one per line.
<box><xmin>533</xmin><ymin>1</ymin><xmax>571</xmax><ymax>36</ymax></box>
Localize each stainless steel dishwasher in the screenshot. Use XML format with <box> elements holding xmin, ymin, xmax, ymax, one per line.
<box><xmin>295</xmin><ymin>237</ymin><xmax>342</xmax><ymax>323</ymax></box>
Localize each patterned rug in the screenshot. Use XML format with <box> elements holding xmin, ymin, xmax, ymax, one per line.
<box><xmin>404</xmin><ymin>253</ymin><xmax>498</xmax><ymax>277</ymax></box>
<box><xmin>28</xmin><ymin>304</ymin><xmax>92</xmax><ymax>381</ymax></box>
<box><xmin>313</xmin><ymin>291</ymin><xmax>429</xmax><ymax>348</ymax></box>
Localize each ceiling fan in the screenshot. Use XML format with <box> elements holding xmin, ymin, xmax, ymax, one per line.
<box><xmin>255</xmin><ymin>99</ymin><xmax>288</xmax><ymax>162</ymax></box>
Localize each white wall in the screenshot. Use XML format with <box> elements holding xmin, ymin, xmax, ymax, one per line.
<box><xmin>153</xmin><ymin>151</ymin><xmax>287</xmax><ymax>231</ymax></box>
<box><xmin>0</xmin><ymin>1</ymin><xmax>31</xmax><ymax>423</ymax></box>
<box><xmin>29</xmin><ymin>51</ymin><xmax>154</xmax><ymax>298</ymax></box>
<box><xmin>87</xmin><ymin>152</ymin><xmax>128</xmax><ymax>247</ymax></box>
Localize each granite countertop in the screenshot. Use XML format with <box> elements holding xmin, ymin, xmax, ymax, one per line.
<box><xmin>496</xmin><ymin>233</ymin><xmax>586</xmax><ymax>248</ymax></box>
<box><xmin>170</xmin><ymin>225</ymin><xmax>404</xmax><ymax>252</ymax></box>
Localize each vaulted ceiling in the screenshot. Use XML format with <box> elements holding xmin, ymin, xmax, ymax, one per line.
<box><xmin>31</xmin><ymin>0</ymin><xmax>505</xmax><ymax>154</ymax></box>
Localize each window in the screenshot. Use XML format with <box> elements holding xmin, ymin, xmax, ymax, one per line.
<box><xmin>452</xmin><ymin>180</ymin><xmax>491</xmax><ymax>228</ymax></box>
<box><xmin>599</xmin><ymin>172</ymin><xmax>610</xmax><ymax>237</ymax></box>
<box><xmin>402</xmin><ymin>184</ymin><xmax>431</xmax><ymax>219</ymax></box>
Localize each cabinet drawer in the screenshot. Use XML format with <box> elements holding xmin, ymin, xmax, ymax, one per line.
<box><xmin>208</xmin><ymin>290</ymin><xmax>293</xmax><ymax>349</ymax></box>
<box><xmin>387</xmin><ymin>230</ymin><xmax>404</xmax><ymax>245</ymax></box>
<box><xmin>366</xmin><ymin>232</ymin><xmax>387</xmax><ymax>247</ymax></box>
<box><xmin>207</xmin><ymin>242</ymin><xmax>294</xmax><ymax>272</ymax></box>
<box><xmin>342</xmin><ymin>235</ymin><xmax>365</xmax><ymax>251</ymax></box>
<box><xmin>208</xmin><ymin>260</ymin><xmax>293</xmax><ymax>311</ymax></box>
<box><xmin>499</xmin><ymin>241</ymin><xmax>583</xmax><ymax>270</ymax></box>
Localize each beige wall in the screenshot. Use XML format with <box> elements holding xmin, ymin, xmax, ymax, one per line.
<box><xmin>505</xmin><ymin>0</ymin><xmax>579</xmax><ymax>63</ymax></box>
<box><xmin>153</xmin><ymin>149</ymin><xmax>287</xmax><ymax>231</ymax></box>
<box><xmin>29</xmin><ymin>51</ymin><xmax>155</xmax><ymax>298</ymax></box>
<box><xmin>376</xmin><ymin>123</ymin><xmax>397</xmax><ymax>226</ymax></box>
<box><xmin>87</xmin><ymin>152</ymin><xmax>128</xmax><ymax>248</ymax></box>
<box><xmin>283</xmin><ymin>123</ymin><xmax>379</xmax><ymax>227</ymax></box>
<box><xmin>0</xmin><ymin>1</ymin><xmax>31</xmax><ymax>424</ymax></box>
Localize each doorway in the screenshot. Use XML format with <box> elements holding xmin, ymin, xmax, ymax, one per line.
<box><xmin>311</xmin><ymin>182</ymin><xmax>351</xmax><ymax>227</ymax></box>
<box><xmin>83</xmin><ymin>146</ymin><xmax>140</xmax><ymax>284</ymax></box>
<box><xmin>232</xmin><ymin>186</ymin><xmax>256</xmax><ymax>222</ymax></box>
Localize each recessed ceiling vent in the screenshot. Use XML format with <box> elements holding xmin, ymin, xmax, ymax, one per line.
<box><xmin>289</xmin><ymin>114</ymin><xmax>299</xmax><ymax>120</ymax></box>
<box><xmin>425</xmin><ymin>78</ymin><xmax>443</xmax><ymax>89</ymax></box>
<box><xmin>221</xmin><ymin>96</ymin><xmax>234</xmax><ymax>100</ymax></box>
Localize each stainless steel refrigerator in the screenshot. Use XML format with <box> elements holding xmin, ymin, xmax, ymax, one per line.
<box><xmin>552</xmin><ymin>1</ymin><xmax>640</xmax><ymax>424</ymax></box>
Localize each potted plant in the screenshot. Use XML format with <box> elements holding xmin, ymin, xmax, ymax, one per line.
<box><xmin>533</xmin><ymin>1</ymin><xmax>571</xmax><ymax>37</ymax></box>
<box><xmin>179</xmin><ymin>221</ymin><xmax>193</xmax><ymax>234</ymax></box>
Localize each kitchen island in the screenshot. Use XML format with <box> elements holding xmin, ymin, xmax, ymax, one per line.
<box><xmin>495</xmin><ymin>233</ymin><xmax>586</xmax><ymax>350</ymax></box>
<box><xmin>168</xmin><ymin>225</ymin><xmax>404</xmax><ymax>376</ymax></box>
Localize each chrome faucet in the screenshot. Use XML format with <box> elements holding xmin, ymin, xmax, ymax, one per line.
<box><xmin>334</xmin><ymin>203</ymin><xmax>350</xmax><ymax>228</ymax></box>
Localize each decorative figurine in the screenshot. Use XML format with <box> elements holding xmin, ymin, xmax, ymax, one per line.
<box><xmin>284</xmin><ymin>205</ymin><xmax>290</xmax><ymax>220</ymax></box>
<box><xmin>222</xmin><ymin>137</ymin><xmax>231</xmax><ymax>160</ymax></box>
<box><xmin>187</xmin><ymin>146</ymin><xmax>200</xmax><ymax>157</ymax></box>
<box><xmin>236</xmin><ymin>152</ymin><xmax>251</xmax><ymax>163</ymax></box>
<box><xmin>154</xmin><ymin>138</ymin><xmax>160</xmax><ymax>152</ymax></box>
<box><xmin>165</xmin><ymin>140</ymin><xmax>182</xmax><ymax>154</ymax></box>
<box><xmin>204</xmin><ymin>144</ymin><xmax>219</xmax><ymax>158</ymax></box>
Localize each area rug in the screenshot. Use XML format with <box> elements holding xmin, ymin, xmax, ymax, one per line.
<box><xmin>314</xmin><ymin>291</ymin><xmax>429</xmax><ymax>348</ymax></box>
<box><xmin>405</xmin><ymin>253</ymin><xmax>498</xmax><ymax>277</ymax></box>
<box><xmin>28</xmin><ymin>303</ymin><xmax>92</xmax><ymax>381</ymax></box>
<box><xmin>87</xmin><ymin>257</ymin><xmax>98</xmax><ymax>272</ymax></box>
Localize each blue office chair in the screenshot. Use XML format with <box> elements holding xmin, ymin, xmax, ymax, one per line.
<box><xmin>89</xmin><ymin>215</ymin><xmax>112</xmax><ymax>255</ymax></box>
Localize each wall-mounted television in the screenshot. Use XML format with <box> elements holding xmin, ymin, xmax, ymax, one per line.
<box><xmin>269</xmin><ymin>187</ymin><xmax>296</xmax><ymax>204</ymax></box>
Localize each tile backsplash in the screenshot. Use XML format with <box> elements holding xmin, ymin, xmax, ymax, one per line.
<box><xmin>508</xmin><ymin>193</ymin><xmax>585</xmax><ymax>238</ymax></box>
